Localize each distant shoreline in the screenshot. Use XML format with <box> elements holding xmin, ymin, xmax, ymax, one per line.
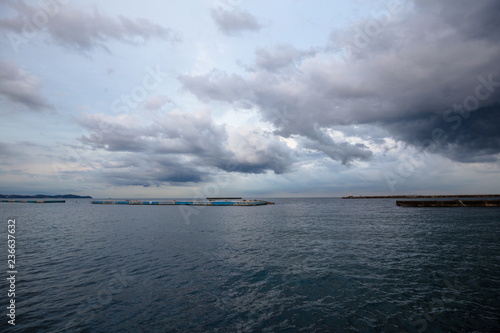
<box><xmin>342</xmin><ymin>194</ymin><xmax>500</xmax><ymax>199</ymax></box>
<box><xmin>0</xmin><ymin>194</ymin><xmax>92</xmax><ymax>199</ymax></box>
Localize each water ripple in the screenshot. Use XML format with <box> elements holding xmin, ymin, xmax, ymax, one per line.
<box><xmin>1</xmin><ymin>198</ymin><xmax>499</xmax><ymax>332</ymax></box>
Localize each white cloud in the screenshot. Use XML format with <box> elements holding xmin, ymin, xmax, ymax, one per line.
<box><xmin>0</xmin><ymin>0</ymin><xmax>180</xmax><ymax>52</ymax></box>
<box><xmin>0</xmin><ymin>60</ymin><xmax>53</xmax><ymax>111</ymax></box>
<box><xmin>211</xmin><ymin>7</ymin><xmax>262</xmax><ymax>35</ymax></box>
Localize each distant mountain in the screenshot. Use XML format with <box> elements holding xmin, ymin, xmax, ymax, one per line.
<box><xmin>0</xmin><ymin>194</ymin><xmax>93</xmax><ymax>199</ymax></box>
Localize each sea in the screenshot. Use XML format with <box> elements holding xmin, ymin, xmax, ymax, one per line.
<box><xmin>1</xmin><ymin>197</ymin><xmax>499</xmax><ymax>332</ymax></box>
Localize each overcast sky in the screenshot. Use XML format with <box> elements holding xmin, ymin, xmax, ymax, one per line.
<box><xmin>1</xmin><ymin>0</ymin><xmax>499</xmax><ymax>198</ymax></box>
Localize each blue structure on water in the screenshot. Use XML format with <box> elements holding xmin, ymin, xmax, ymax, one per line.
<box><xmin>91</xmin><ymin>198</ymin><xmax>273</xmax><ymax>206</ymax></box>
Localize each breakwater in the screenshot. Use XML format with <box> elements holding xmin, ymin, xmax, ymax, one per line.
<box><xmin>396</xmin><ymin>199</ymin><xmax>500</xmax><ymax>207</ymax></box>
<box><xmin>91</xmin><ymin>199</ymin><xmax>274</xmax><ymax>206</ymax></box>
<box><xmin>0</xmin><ymin>194</ymin><xmax>91</xmax><ymax>199</ymax></box>
<box><xmin>343</xmin><ymin>194</ymin><xmax>500</xmax><ymax>199</ymax></box>
<box><xmin>0</xmin><ymin>200</ymin><xmax>66</xmax><ymax>203</ymax></box>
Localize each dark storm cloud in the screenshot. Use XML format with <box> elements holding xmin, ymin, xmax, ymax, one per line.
<box><xmin>0</xmin><ymin>0</ymin><xmax>179</xmax><ymax>51</ymax></box>
<box><xmin>415</xmin><ymin>0</ymin><xmax>500</xmax><ymax>43</ymax></box>
<box><xmin>211</xmin><ymin>7</ymin><xmax>262</xmax><ymax>35</ymax></box>
<box><xmin>0</xmin><ymin>60</ymin><xmax>53</xmax><ymax>111</ymax></box>
<box><xmin>180</xmin><ymin>0</ymin><xmax>500</xmax><ymax>164</ymax></box>
<box><xmin>178</xmin><ymin>68</ymin><xmax>374</xmax><ymax>165</ymax></box>
<box><xmin>386</xmin><ymin>105</ymin><xmax>500</xmax><ymax>163</ymax></box>
<box><xmin>78</xmin><ymin>111</ymin><xmax>294</xmax><ymax>185</ymax></box>
<box><xmin>301</xmin><ymin>125</ymin><xmax>373</xmax><ymax>165</ymax></box>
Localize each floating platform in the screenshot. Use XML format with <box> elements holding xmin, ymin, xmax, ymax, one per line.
<box><xmin>343</xmin><ymin>194</ymin><xmax>500</xmax><ymax>199</ymax></box>
<box><xmin>91</xmin><ymin>199</ymin><xmax>274</xmax><ymax>206</ymax></box>
<box><xmin>396</xmin><ymin>200</ymin><xmax>500</xmax><ymax>207</ymax></box>
<box><xmin>0</xmin><ymin>199</ymin><xmax>66</xmax><ymax>203</ymax></box>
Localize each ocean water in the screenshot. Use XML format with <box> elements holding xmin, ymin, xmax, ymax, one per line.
<box><xmin>1</xmin><ymin>198</ymin><xmax>499</xmax><ymax>332</ymax></box>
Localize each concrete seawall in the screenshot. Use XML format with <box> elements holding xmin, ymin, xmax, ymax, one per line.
<box><xmin>396</xmin><ymin>200</ymin><xmax>500</xmax><ymax>207</ymax></box>
<box><xmin>343</xmin><ymin>194</ymin><xmax>500</xmax><ymax>199</ymax></box>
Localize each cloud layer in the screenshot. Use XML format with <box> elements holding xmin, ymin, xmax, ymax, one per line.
<box><xmin>0</xmin><ymin>60</ymin><xmax>53</xmax><ymax>111</ymax></box>
<box><xmin>181</xmin><ymin>0</ymin><xmax>500</xmax><ymax>164</ymax></box>
<box><xmin>78</xmin><ymin>110</ymin><xmax>293</xmax><ymax>186</ymax></box>
<box><xmin>0</xmin><ymin>0</ymin><xmax>179</xmax><ymax>51</ymax></box>
<box><xmin>211</xmin><ymin>7</ymin><xmax>262</xmax><ymax>35</ymax></box>
<box><xmin>1</xmin><ymin>0</ymin><xmax>499</xmax><ymax>195</ymax></box>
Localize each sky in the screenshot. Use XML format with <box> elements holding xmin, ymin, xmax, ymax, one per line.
<box><xmin>0</xmin><ymin>0</ymin><xmax>499</xmax><ymax>198</ymax></box>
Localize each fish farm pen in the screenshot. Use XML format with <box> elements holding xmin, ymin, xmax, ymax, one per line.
<box><xmin>91</xmin><ymin>199</ymin><xmax>275</xmax><ymax>206</ymax></box>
